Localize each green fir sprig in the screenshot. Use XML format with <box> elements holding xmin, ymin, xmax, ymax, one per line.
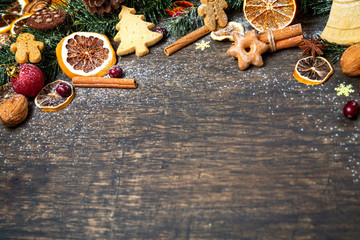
<box><xmin>321</xmin><ymin>39</ymin><xmax>350</xmax><ymax>64</ymax></box>
<box><xmin>25</xmin><ymin>27</ymin><xmax>69</xmax><ymax>82</ymax></box>
<box><xmin>0</xmin><ymin>38</ymin><xmax>16</xmax><ymax>86</ymax></box>
<box><xmin>166</xmin><ymin>6</ymin><xmax>203</xmax><ymax>36</ymax></box>
<box><xmin>56</xmin><ymin>0</ymin><xmax>120</xmax><ymax>36</ymax></box>
<box><xmin>0</xmin><ymin>0</ymin><xmax>15</xmax><ymax>11</ymax></box>
<box><xmin>125</xmin><ymin>0</ymin><xmax>173</xmax><ymax>23</ymax></box>
<box><xmin>298</xmin><ymin>0</ymin><xmax>332</xmax><ymax>16</ymax></box>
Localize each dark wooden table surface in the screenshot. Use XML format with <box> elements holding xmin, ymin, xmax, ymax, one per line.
<box><xmin>1</xmin><ymin>10</ymin><xmax>360</xmax><ymax>239</ymax></box>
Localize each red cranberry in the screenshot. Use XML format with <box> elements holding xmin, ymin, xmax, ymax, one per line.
<box><xmin>154</xmin><ymin>27</ymin><xmax>168</xmax><ymax>37</ymax></box>
<box><xmin>56</xmin><ymin>82</ymin><xmax>71</xmax><ymax>97</ymax></box>
<box><xmin>172</xmin><ymin>12</ymin><xmax>183</xmax><ymax>18</ymax></box>
<box><xmin>109</xmin><ymin>65</ymin><xmax>123</xmax><ymax>78</ymax></box>
<box><xmin>343</xmin><ymin>100</ymin><xmax>360</xmax><ymax>119</ymax></box>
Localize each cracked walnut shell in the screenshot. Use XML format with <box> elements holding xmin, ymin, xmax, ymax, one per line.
<box><xmin>0</xmin><ymin>94</ymin><xmax>28</xmax><ymax>127</ymax></box>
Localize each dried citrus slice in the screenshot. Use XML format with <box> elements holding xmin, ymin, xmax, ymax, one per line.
<box><xmin>56</xmin><ymin>32</ymin><xmax>116</xmax><ymax>79</ymax></box>
<box><xmin>0</xmin><ymin>0</ymin><xmax>29</xmax><ymax>33</ymax></box>
<box><xmin>9</xmin><ymin>12</ymin><xmax>33</xmax><ymax>37</ymax></box>
<box><xmin>293</xmin><ymin>56</ymin><xmax>333</xmax><ymax>85</ymax></box>
<box><xmin>35</xmin><ymin>80</ymin><xmax>74</xmax><ymax>111</ymax></box>
<box><xmin>243</xmin><ymin>0</ymin><xmax>296</xmax><ymax>32</ymax></box>
<box><xmin>210</xmin><ymin>21</ymin><xmax>244</xmax><ymax>41</ymax></box>
<box><xmin>0</xmin><ymin>82</ymin><xmax>17</xmax><ymax>104</ymax></box>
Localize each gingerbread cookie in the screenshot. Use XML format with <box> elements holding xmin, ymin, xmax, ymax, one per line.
<box><xmin>198</xmin><ymin>0</ymin><xmax>228</xmax><ymax>31</ymax></box>
<box><xmin>10</xmin><ymin>33</ymin><xmax>44</xmax><ymax>64</ymax></box>
<box><xmin>114</xmin><ymin>6</ymin><xmax>163</xmax><ymax>57</ymax></box>
<box><xmin>27</xmin><ymin>8</ymin><xmax>67</xmax><ymax>30</ymax></box>
<box><xmin>227</xmin><ymin>30</ymin><xmax>269</xmax><ymax>70</ymax></box>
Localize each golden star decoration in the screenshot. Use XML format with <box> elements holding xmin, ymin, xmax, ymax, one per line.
<box><xmin>227</xmin><ymin>30</ymin><xmax>268</xmax><ymax>70</ymax></box>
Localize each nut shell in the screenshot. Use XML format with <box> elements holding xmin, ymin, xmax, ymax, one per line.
<box><xmin>0</xmin><ymin>94</ymin><xmax>28</xmax><ymax>128</ymax></box>
<box><xmin>340</xmin><ymin>43</ymin><xmax>360</xmax><ymax>77</ymax></box>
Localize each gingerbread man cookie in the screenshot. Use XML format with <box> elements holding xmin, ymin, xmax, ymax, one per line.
<box><xmin>227</xmin><ymin>30</ymin><xmax>269</xmax><ymax>70</ymax></box>
<box><xmin>198</xmin><ymin>0</ymin><xmax>228</xmax><ymax>31</ymax></box>
<box><xmin>10</xmin><ymin>33</ymin><xmax>44</xmax><ymax>64</ymax></box>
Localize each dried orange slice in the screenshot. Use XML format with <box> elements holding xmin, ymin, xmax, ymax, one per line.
<box><xmin>35</xmin><ymin>80</ymin><xmax>74</xmax><ymax>111</ymax></box>
<box><xmin>0</xmin><ymin>83</ymin><xmax>17</xmax><ymax>104</ymax></box>
<box><xmin>243</xmin><ymin>0</ymin><xmax>296</xmax><ymax>32</ymax></box>
<box><xmin>9</xmin><ymin>12</ymin><xmax>33</xmax><ymax>37</ymax></box>
<box><xmin>210</xmin><ymin>22</ymin><xmax>244</xmax><ymax>41</ymax></box>
<box><xmin>56</xmin><ymin>32</ymin><xmax>116</xmax><ymax>79</ymax></box>
<box><xmin>50</xmin><ymin>0</ymin><xmax>69</xmax><ymax>9</ymax></box>
<box><xmin>0</xmin><ymin>0</ymin><xmax>29</xmax><ymax>34</ymax></box>
<box><xmin>293</xmin><ymin>56</ymin><xmax>333</xmax><ymax>85</ymax></box>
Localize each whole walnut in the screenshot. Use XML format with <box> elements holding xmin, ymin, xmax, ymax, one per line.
<box><xmin>0</xmin><ymin>94</ymin><xmax>28</xmax><ymax>127</ymax></box>
<box><xmin>340</xmin><ymin>43</ymin><xmax>360</xmax><ymax>77</ymax></box>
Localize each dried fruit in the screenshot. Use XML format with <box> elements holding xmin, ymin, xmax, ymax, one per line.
<box><xmin>243</xmin><ymin>0</ymin><xmax>297</xmax><ymax>32</ymax></box>
<box><xmin>56</xmin><ymin>32</ymin><xmax>116</xmax><ymax>79</ymax></box>
<box><xmin>0</xmin><ymin>94</ymin><xmax>28</xmax><ymax>128</ymax></box>
<box><xmin>0</xmin><ymin>0</ymin><xmax>29</xmax><ymax>34</ymax></box>
<box><xmin>0</xmin><ymin>83</ymin><xmax>17</xmax><ymax>104</ymax></box>
<box><xmin>165</xmin><ymin>1</ymin><xmax>193</xmax><ymax>16</ymax></box>
<box><xmin>9</xmin><ymin>12</ymin><xmax>33</xmax><ymax>38</ymax></box>
<box><xmin>343</xmin><ymin>100</ymin><xmax>360</xmax><ymax>120</ymax></box>
<box><xmin>340</xmin><ymin>43</ymin><xmax>360</xmax><ymax>77</ymax></box>
<box><xmin>210</xmin><ymin>21</ymin><xmax>244</xmax><ymax>41</ymax></box>
<box><xmin>35</xmin><ymin>80</ymin><xmax>74</xmax><ymax>111</ymax></box>
<box><xmin>293</xmin><ymin>56</ymin><xmax>333</xmax><ymax>85</ymax></box>
<box><xmin>10</xmin><ymin>63</ymin><xmax>45</xmax><ymax>97</ymax></box>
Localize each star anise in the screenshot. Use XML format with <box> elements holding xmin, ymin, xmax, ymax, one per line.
<box><xmin>299</xmin><ymin>35</ymin><xmax>327</xmax><ymax>58</ymax></box>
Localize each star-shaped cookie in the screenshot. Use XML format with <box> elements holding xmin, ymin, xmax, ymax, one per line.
<box><xmin>227</xmin><ymin>30</ymin><xmax>268</xmax><ymax>70</ymax></box>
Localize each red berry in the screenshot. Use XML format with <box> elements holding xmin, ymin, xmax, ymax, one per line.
<box><xmin>172</xmin><ymin>12</ymin><xmax>183</xmax><ymax>18</ymax></box>
<box><xmin>11</xmin><ymin>64</ymin><xmax>44</xmax><ymax>97</ymax></box>
<box><xmin>343</xmin><ymin>100</ymin><xmax>360</xmax><ymax>119</ymax></box>
<box><xmin>154</xmin><ymin>28</ymin><xmax>168</xmax><ymax>37</ymax></box>
<box><xmin>56</xmin><ymin>82</ymin><xmax>71</xmax><ymax>97</ymax></box>
<box><xmin>109</xmin><ymin>66</ymin><xmax>123</xmax><ymax>78</ymax></box>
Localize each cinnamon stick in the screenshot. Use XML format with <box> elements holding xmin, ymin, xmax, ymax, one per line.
<box><xmin>72</xmin><ymin>77</ymin><xmax>137</xmax><ymax>89</ymax></box>
<box><xmin>258</xmin><ymin>23</ymin><xmax>303</xmax><ymax>43</ymax></box>
<box><xmin>164</xmin><ymin>26</ymin><xmax>211</xmax><ymax>56</ymax></box>
<box><xmin>269</xmin><ymin>35</ymin><xmax>304</xmax><ymax>51</ymax></box>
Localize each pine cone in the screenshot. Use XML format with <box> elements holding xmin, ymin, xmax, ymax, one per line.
<box><xmin>81</xmin><ymin>0</ymin><xmax>123</xmax><ymax>14</ymax></box>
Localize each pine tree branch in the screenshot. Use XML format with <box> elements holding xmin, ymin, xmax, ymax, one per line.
<box><xmin>0</xmin><ymin>0</ymin><xmax>15</xmax><ymax>11</ymax></box>
<box><xmin>298</xmin><ymin>0</ymin><xmax>332</xmax><ymax>16</ymax></box>
<box><xmin>0</xmin><ymin>39</ymin><xmax>16</xmax><ymax>86</ymax></box>
<box><xmin>56</xmin><ymin>0</ymin><xmax>120</xmax><ymax>36</ymax></box>
<box><xmin>124</xmin><ymin>0</ymin><xmax>173</xmax><ymax>23</ymax></box>
<box><xmin>166</xmin><ymin>6</ymin><xmax>203</xmax><ymax>36</ymax></box>
<box><xmin>321</xmin><ymin>38</ymin><xmax>349</xmax><ymax>64</ymax></box>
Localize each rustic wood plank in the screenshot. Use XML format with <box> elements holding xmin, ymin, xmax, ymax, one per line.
<box><xmin>1</xmin><ymin>13</ymin><xmax>360</xmax><ymax>240</ymax></box>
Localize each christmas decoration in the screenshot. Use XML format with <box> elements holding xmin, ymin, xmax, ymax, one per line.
<box><xmin>81</xmin><ymin>0</ymin><xmax>123</xmax><ymax>14</ymax></box>
<box><xmin>321</xmin><ymin>0</ymin><xmax>360</xmax><ymax>45</ymax></box>
<box><xmin>195</xmin><ymin>40</ymin><xmax>210</xmax><ymax>51</ymax></box>
<box><xmin>114</xmin><ymin>6</ymin><xmax>163</xmax><ymax>57</ymax></box>
<box><xmin>299</xmin><ymin>35</ymin><xmax>327</xmax><ymax>58</ymax></box>
<box><xmin>335</xmin><ymin>84</ymin><xmax>355</xmax><ymax>97</ymax></box>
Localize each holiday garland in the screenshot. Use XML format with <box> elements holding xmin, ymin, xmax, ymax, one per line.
<box><xmin>0</xmin><ymin>0</ymin><xmax>348</xmax><ymax>86</ymax></box>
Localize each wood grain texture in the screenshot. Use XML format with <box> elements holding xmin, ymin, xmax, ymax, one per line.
<box><xmin>1</xmin><ymin>13</ymin><xmax>360</xmax><ymax>240</ymax></box>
